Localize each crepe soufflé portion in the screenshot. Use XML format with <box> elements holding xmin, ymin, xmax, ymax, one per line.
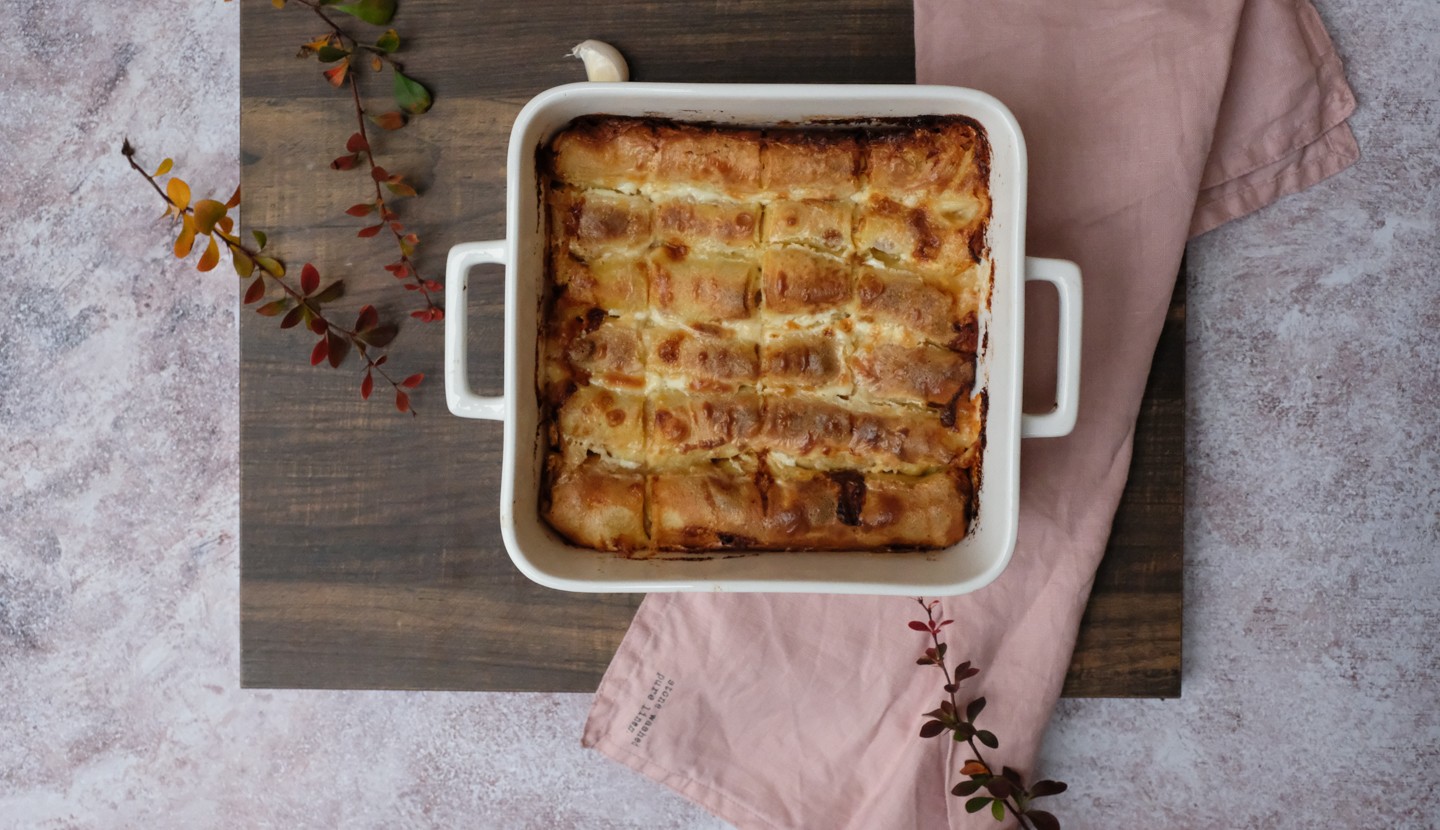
<box><xmin>539</xmin><ymin>116</ymin><xmax>991</xmax><ymax>554</ymax></box>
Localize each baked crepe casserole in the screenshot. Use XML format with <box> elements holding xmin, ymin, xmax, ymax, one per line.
<box><xmin>538</xmin><ymin>116</ymin><xmax>991</xmax><ymax>555</ymax></box>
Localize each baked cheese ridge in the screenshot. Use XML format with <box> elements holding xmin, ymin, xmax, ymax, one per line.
<box><xmin>540</xmin><ymin>116</ymin><xmax>990</xmax><ymax>554</ymax></box>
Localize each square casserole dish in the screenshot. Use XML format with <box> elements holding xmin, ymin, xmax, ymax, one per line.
<box><xmin>444</xmin><ymin>82</ymin><xmax>1081</xmax><ymax>595</ymax></box>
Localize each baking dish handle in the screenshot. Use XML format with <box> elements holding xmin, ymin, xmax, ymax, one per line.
<box><xmin>444</xmin><ymin>240</ymin><xmax>508</xmax><ymax>421</ymax></box>
<box><xmin>1020</xmin><ymin>256</ymin><xmax>1082</xmax><ymax>438</ymax></box>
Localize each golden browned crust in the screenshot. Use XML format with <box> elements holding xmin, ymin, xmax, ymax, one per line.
<box><xmin>539</xmin><ymin>116</ymin><xmax>990</xmax><ymax>554</ymax></box>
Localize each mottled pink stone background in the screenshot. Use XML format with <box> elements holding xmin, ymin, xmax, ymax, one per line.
<box><xmin>1</xmin><ymin>1</ymin><xmax>1436</xmax><ymax>827</ymax></box>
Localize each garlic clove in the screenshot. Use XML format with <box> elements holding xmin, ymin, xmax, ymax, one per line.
<box><xmin>569</xmin><ymin>40</ymin><xmax>629</xmax><ymax>83</ymax></box>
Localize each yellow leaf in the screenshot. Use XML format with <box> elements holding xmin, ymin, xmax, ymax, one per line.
<box><xmin>192</xmin><ymin>199</ymin><xmax>227</xmax><ymax>235</ymax></box>
<box><xmin>959</xmin><ymin>761</ymin><xmax>990</xmax><ymax>777</ymax></box>
<box><xmin>166</xmin><ymin>177</ymin><xmax>191</xmax><ymax>211</ymax></box>
<box><xmin>153</xmin><ymin>158</ymin><xmax>173</xmax><ymax>177</ymax></box>
<box><xmin>218</xmin><ymin>216</ymin><xmax>234</xmax><ymax>235</ymax></box>
<box><xmin>174</xmin><ymin>214</ymin><xmax>196</xmax><ymax>258</ymax></box>
<box><xmin>197</xmin><ymin>235</ymin><xmax>220</xmax><ymax>272</ymax></box>
<box><xmin>255</xmin><ymin>255</ymin><xmax>285</xmax><ymax>277</ymax></box>
<box><xmin>232</xmin><ymin>246</ymin><xmax>255</xmax><ymax>278</ymax></box>
<box><xmin>272</xmin><ymin>0</ymin><xmax>286</xmax><ymax>6</ymax></box>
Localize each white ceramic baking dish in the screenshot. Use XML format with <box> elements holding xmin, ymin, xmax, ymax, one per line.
<box><xmin>444</xmin><ymin>82</ymin><xmax>1080</xmax><ymax>596</ymax></box>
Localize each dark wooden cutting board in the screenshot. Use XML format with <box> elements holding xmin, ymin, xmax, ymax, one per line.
<box><xmin>239</xmin><ymin>0</ymin><xmax>1181</xmax><ymax>697</ymax></box>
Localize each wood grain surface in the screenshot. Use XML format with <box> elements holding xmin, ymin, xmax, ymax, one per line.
<box><xmin>239</xmin><ymin>0</ymin><xmax>1181</xmax><ymax>697</ymax></box>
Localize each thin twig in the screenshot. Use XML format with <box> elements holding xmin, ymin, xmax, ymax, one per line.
<box><xmin>917</xmin><ymin>599</ymin><xmax>1034</xmax><ymax>829</ymax></box>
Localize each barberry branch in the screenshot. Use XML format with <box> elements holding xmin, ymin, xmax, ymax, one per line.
<box><xmin>912</xmin><ymin>598</ymin><xmax>1068</xmax><ymax>829</ymax></box>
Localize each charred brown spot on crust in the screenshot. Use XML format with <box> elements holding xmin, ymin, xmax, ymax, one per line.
<box><xmin>828</xmin><ymin>470</ymin><xmax>867</xmax><ymax>527</ymax></box>
<box><xmin>950</xmin><ymin>312</ymin><xmax>979</xmax><ymax>354</ymax></box>
<box><xmin>656</xmin><ymin>335</ymin><xmax>681</xmax><ymax>364</ymax></box>
<box><xmin>606</xmin><ymin>408</ymin><xmax>627</xmax><ymax>426</ymax></box>
<box><xmin>968</xmin><ymin>223</ymin><xmax>988</xmax><ymax>264</ymax></box>
<box><xmin>583</xmin><ymin>306</ymin><xmax>607</xmax><ymax>333</ymax></box>
<box><xmin>715</xmin><ymin>532</ymin><xmax>756</xmax><ymax>548</ymax></box>
<box><xmin>752</xmin><ymin>452</ymin><xmax>772</xmax><ymax>513</ymax></box>
<box><xmin>909</xmin><ymin>209</ymin><xmax>940</xmax><ymax>261</ymax></box>
<box><xmin>654</xmin><ymin>409</ymin><xmax>690</xmax><ymax>442</ymax></box>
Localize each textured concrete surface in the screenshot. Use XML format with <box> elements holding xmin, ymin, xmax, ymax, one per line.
<box><xmin>0</xmin><ymin>1</ymin><xmax>1435</xmax><ymax>828</ymax></box>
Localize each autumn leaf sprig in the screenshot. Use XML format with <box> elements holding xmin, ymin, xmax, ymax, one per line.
<box><xmin>123</xmin><ymin>142</ymin><xmax>424</xmax><ymax>414</ymax></box>
<box><xmin>912</xmin><ymin>599</ymin><xmax>1068</xmax><ymax>830</ymax></box>
<box><xmin>283</xmin><ymin>0</ymin><xmax>444</xmax><ymax>323</ymax></box>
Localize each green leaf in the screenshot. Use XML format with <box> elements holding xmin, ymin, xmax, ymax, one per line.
<box><xmin>313</xmin><ymin>281</ymin><xmax>345</xmax><ymax>304</ymax></box>
<box><xmin>255</xmin><ymin>255</ymin><xmax>285</xmax><ymax>277</ymax></box>
<box><xmin>375</xmin><ymin>28</ymin><xmax>400</xmax><ymax>53</ymax></box>
<box><xmin>966</xmin><ymin>697</ymin><xmax>986</xmax><ymax>723</ymax></box>
<box><xmin>256</xmin><ymin>299</ymin><xmax>289</xmax><ymax>317</ymax></box>
<box><xmin>1029</xmin><ymin>780</ymin><xmax>1068</xmax><ymax>799</ymax></box>
<box><xmin>964</xmin><ymin>797</ymin><xmax>991</xmax><ymax>814</ymax></box>
<box><xmin>976</xmin><ymin>730</ymin><xmax>998</xmax><ymax>749</ymax></box>
<box><xmin>1027</xmin><ymin>810</ymin><xmax>1060</xmax><ymax>830</ymax></box>
<box><xmin>252</xmin><ymin>230</ymin><xmax>268</xmax><ymax>250</ymax></box>
<box><xmin>392</xmin><ymin>70</ymin><xmax>432</xmax><ymax>114</ymax></box>
<box><xmin>951</xmin><ymin>779</ymin><xmax>982</xmax><ymax>797</ymax></box>
<box><xmin>317</xmin><ymin>45</ymin><xmax>350</xmax><ymax>63</ymax></box>
<box><xmin>329</xmin><ymin>0</ymin><xmax>395</xmax><ymax>25</ymax></box>
<box><xmin>991</xmin><ymin>800</ymin><xmax>1005</xmax><ymax>821</ymax></box>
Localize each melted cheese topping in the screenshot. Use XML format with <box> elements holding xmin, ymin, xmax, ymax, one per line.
<box><xmin>539</xmin><ymin>116</ymin><xmax>991</xmax><ymax>554</ymax></box>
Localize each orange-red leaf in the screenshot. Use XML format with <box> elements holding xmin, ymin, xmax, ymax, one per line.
<box><xmin>345</xmin><ymin>202</ymin><xmax>375</xmax><ymax>217</ymax></box>
<box><xmin>371</xmin><ymin>166</ymin><xmax>389</xmax><ymax>181</ymax></box>
<box><xmin>357</xmin><ymin>224</ymin><xmax>383</xmax><ymax>238</ymax></box>
<box><xmin>173</xmin><ymin>214</ymin><xmax>196</xmax><ymax>258</ymax></box>
<box><xmin>369</xmin><ymin>111</ymin><xmax>407</xmax><ymax>130</ymax></box>
<box><xmin>371</xmin><ymin>55</ymin><xmax>383</xmax><ymax>72</ymax></box>
<box><xmin>197</xmin><ymin>235</ymin><xmax>220</xmax><ymax>272</ymax></box>
<box><xmin>326</xmin><ymin>329</ymin><xmax>348</xmax><ymax>368</ymax></box>
<box><xmin>360</xmin><ymin>371</ymin><xmax>374</xmax><ymax>399</ymax></box>
<box><xmin>346</xmin><ymin>132</ymin><xmax>368</xmax><ymax>153</ymax></box>
<box><xmin>324</xmin><ymin>60</ymin><xmax>349</xmax><ymax>87</ymax></box>
<box><xmin>256</xmin><ymin>299</ymin><xmax>288</xmax><ymax>316</ymax></box>
<box><xmin>225</xmin><ymin>184</ymin><xmax>241</xmax><ymax>209</ymax></box>
<box><xmin>401</xmin><ymin>373</ymin><xmax>424</xmax><ymax>389</ymax></box>
<box><xmin>311</xmin><ymin>337</ymin><xmax>329</xmax><ymax>365</ymax></box>
<box><xmin>331</xmin><ymin>153</ymin><xmax>360</xmax><ymax>171</ymax></box>
<box><xmin>395</xmin><ymin>389</ymin><xmax>410</xmax><ymax>413</ymax></box>
<box><xmin>218</xmin><ymin>216</ymin><xmax>234</xmax><ymax>235</ymax></box>
<box><xmin>166</xmin><ymin>177</ymin><xmax>191</xmax><ymax>211</ymax></box>
<box><xmin>243</xmin><ymin>277</ymin><xmax>265</xmax><ymax>305</ymax></box>
<box><xmin>300</xmin><ymin>263</ymin><xmax>320</xmax><ymax>295</ymax></box>
<box><xmin>959</xmin><ymin>761</ymin><xmax>990</xmax><ymax>777</ymax></box>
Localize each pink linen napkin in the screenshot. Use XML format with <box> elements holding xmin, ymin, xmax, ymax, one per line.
<box><xmin>584</xmin><ymin>2</ymin><xmax>1358</xmax><ymax>827</ymax></box>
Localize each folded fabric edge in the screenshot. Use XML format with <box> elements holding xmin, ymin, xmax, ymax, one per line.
<box><xmin>1189</xmin><ymin>119</ymin><xmax>1359</xmax><ymax>238</ymax></box>
<box><xmin>1198</xmin><ymin>0</ymin><xmax>1358</xmax><ymax>189</ymax></box>
<box><xmin>588</xmin><ymin>732</ymin><xmax>778</xmax><ymax>830</ymax></box>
